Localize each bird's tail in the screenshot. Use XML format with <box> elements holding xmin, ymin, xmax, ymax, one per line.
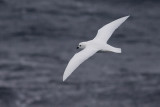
<box><xmin>104</xmin><ymin>44</ymin><xmax>122</xmax><ymax>53</ymax></box>
<box><xmin>112</xmin><ymin>48</ymin><xmax>121</xmax><ymax>53</ymax></box>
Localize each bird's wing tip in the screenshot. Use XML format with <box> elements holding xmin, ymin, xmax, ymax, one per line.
<box><xmin>122</xmin><ymin>15</ymin><xmax>130</xmax><ymax>19</ymax></box>
<box><xmin>63</xmin><ymin>74</ymin><xmax>68</xmax><ymax>82</ymax></box>
<box><xmin>125</xmin><ymin>15</ymin><xmax>130</xmax><ymax>18</ymax></box>
<box><xmin>63</xmin><ymin>77</ymin><xmax>65</xmax><ymax>82</ymax></box>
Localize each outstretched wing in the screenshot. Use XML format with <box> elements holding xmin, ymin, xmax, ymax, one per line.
<box><xmin>93</xmin><ymin>16</ymin><xmax>129</xmax><ymax>43</ymax></box>
<box><xmin>63</xmin><ymin>47</ymin><xmax>98</xmax><ymax>81</ymax></box>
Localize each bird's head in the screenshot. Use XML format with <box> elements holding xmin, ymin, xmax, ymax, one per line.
<box><xmin>77</xmin><ymin>42</ymin><xmax>86</xmax><ymax>49</ymax></box>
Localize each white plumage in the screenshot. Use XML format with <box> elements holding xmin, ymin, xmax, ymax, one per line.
<box><xmin>63</xmin><ymin>16</ymin><xmax>129</xmax><ymax>81</ymax></box>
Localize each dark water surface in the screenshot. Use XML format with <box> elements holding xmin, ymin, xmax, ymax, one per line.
<box><xmin>0</xmin><ymin>0</ymin><xmax>160</xmax><ymax>107</ymax></box>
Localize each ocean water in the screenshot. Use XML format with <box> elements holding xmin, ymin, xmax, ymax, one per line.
<box><xmin>0</xmin><ymin>0</ymin><xmax>160</xmax><ymax>107</ymax></box>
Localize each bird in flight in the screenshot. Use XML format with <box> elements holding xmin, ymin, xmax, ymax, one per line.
<box><xmin>63</xmin><ymin>16</ymin><xmax>129</xmax><ymax>81</ymax></box>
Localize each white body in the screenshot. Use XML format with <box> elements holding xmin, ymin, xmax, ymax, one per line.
<box><xmin>63</xmin><ymin>16</ymin><xmax>129</xmax><ymax>81</ymax></box>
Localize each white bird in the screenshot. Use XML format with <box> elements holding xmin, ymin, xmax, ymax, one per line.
<box><xmin>63</xmin><ymin>16</ymin><xmax>129</xmax><ymax>81</ymax></box>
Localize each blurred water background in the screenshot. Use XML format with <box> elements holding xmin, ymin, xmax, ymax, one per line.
<box><xmin>0</xmin><ymin>0</ymin><xmax>160</xmax><ymax>107</ymax></box>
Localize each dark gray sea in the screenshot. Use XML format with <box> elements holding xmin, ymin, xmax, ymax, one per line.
<box><xmin>0</xmin><ymin>0</ymin><xmax>160</xmax><ymax>107</ymax></box>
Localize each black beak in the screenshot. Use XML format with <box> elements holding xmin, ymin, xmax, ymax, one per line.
<box><xmin>77</xmin><ymin>47</ymin><xmax>79</xmax><ymax>49</ymax></box>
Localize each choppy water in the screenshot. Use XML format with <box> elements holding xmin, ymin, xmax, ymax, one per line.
<box><xmin>0</xmin><ymin>0</ymin><xmax>160</xmax><ymax>107</ymax></box>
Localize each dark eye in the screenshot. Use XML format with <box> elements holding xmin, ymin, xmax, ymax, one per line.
<box><xmin>79</xmin><ymin>45</ymin><xmax>81</xmax><ymax>47</ymax></box>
